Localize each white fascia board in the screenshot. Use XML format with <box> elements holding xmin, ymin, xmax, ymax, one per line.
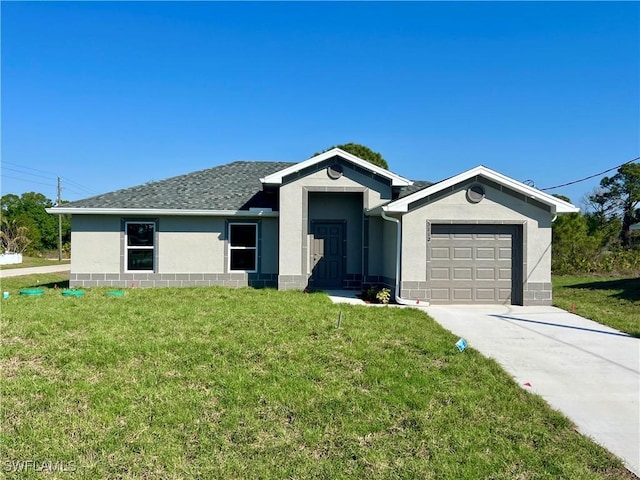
<box><xmin>259</xmin><ymin>147</ymin><xmax>412</xmax><ymax>187</ymax></box>
<box><xmin>45</xmin><ymin>207</ymin><xmax>279</xmax><ymax>217</ymax></box>
<box><xmin>385</xmin><ymin>165</ymin><xmax>580</xmax><ymax>214</ymax></box>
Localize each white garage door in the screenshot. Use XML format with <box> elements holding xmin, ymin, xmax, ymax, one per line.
<box><xmin>427</xmin><ymin>224</ymin><xmax>521</xmax><ymax>304</ymax></box>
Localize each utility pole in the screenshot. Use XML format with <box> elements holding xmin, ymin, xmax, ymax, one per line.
<box><xmin>57</xmin><ymin>177</ymin><xmax>62</xmax><ymax>261</ymax></box>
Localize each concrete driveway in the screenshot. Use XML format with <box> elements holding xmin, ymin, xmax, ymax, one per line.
<box><xmin>424</xmin><ymin>304</ymin><xmax>640</xmax><ymax>477</ymax></box>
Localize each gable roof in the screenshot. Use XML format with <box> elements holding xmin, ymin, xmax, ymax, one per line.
<box><xmin>384</xmin><ymin>165</ymin><xmax>579</xmax><ymax>215</ymax></box>
<box><xmin>260</xmin><ymin>148</ymin><xmax>413</xmax><ymax>187</ymax></box>
<box><xmin>49</xmin><ymin>161</ymin><xmax>294</xmax><ymax>215</ymax></box>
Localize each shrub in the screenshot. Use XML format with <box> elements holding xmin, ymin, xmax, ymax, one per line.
<box><xmin>362</xmin><ymin>285</ymin><xmax>392</xmax><ymax>304</ymax></box>
<box><xmin>0</xmin><ymin>218</ymin><xmax>32</xmax><ymax>254</ymax></box>
<box><xmin>376</xmin><ymin>287</ymin><xmax>391</xmax><ymax>305</ymax></box>
<box><xmin>362</xmin><ymin>285</ymin><xmax>379</xmax><ymax>302</ymax></box>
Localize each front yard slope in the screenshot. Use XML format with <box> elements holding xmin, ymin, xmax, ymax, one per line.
<box><xmin>1</xmin><ymin>279</ymin><xmax>635</xmax><ymax>479</ymax></box>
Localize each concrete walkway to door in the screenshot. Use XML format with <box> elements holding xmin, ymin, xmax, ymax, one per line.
<box><xmin>423</xmin><ymin>304</ymin><xmax>640</xmax><ymax>477</ymax></box>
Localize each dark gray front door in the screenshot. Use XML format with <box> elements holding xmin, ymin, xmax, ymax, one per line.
<box><xmin>311</xmin><ymin>221</ymin><xmax>344</xmax><ymax>288</ymax></box>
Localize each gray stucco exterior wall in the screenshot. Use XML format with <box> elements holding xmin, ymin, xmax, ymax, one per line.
<box><xmin>69</xmin><ymin>215</ymin><xmax>278</xmax><ymax>288</ymax></box>
<box><xmin>364</xmin><ymin>216</ymin><xmax>384</xmax><ymax>280</ymax></box>
<box><xmin>364</xmin><ymin>216</ymin><xmax>398</xmax><ymax>292</ymax></box>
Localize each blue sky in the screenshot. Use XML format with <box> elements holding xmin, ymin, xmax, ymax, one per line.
<box><xmin>2</xmin><ymin>1</ymin><xmax>638</xmax><ymax>207</ymax></box>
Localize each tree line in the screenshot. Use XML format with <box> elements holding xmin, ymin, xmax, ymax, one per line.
<box><xmin>1</xmin><ymin>192</ymin><xmax>71</xmax><ymax>256</ymax></box>
<box><xmin>552</xmin><ymin>162</ymin><xmax>640</xmax><ymax>274</ymax></box>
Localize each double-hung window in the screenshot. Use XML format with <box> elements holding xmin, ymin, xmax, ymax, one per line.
<box><xmin>228</xmin><ymin>223</ymin><xmax>257</xmax><ymax>272</ymax></box>
<box><xmin>126</xmin><ymin>222</ymin><xmax>155</xmax><ymax>271</ymax></box>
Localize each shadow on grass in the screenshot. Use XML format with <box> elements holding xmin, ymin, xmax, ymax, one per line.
<box><xmin>565</xmin><ymin>277</ymin><xmax>640</xmax><ymax>302</ymax></box>
<box><xmin>25</xmin><ymin>280</ymin><xmax>70</xmax><ymax>290</ymax></box>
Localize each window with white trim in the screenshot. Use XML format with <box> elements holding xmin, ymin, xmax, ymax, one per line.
<box><xmin>228</xmin><ymin>223</ymin><xmax>257</xmax><ymax>272</ymax></box>
<box><xmin>125</xmin><ymin>222</ymin><xmax>155</xmax><ymax>271</ymax></box>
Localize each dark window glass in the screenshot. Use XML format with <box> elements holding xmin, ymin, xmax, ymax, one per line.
<box><xmin>127</xmin><ymin>250</ymin><xmax>154</xmax><ymax>271</ymax></box>
<box><xmin>127</xmin><ymin>223</ymin><xmax>154</xmax><ymax>246</ymax></box>
<box><xmin>230</xmin><ymin>249</ymin><xmax>256</xmax><ymax>271</ymax></box>
<box><xmin>230</xmin><ymin>224</ymin><xmax>256</xmax><ymax>247</ymax></box>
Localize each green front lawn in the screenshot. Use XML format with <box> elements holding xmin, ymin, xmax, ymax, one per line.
<box><xmin>1</xmin><ymin>274</ymin><xmax>634</xmax><ymax>479</ymax></box>
<box><xmin>553</xmin><ymin>275</ymin><xmax>640</xmax><ymax>337</ymax></box>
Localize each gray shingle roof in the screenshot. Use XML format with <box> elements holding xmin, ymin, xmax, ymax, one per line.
<box><xmin>64</xmin><ymin>161</ymin><xmax>295</xmax><ymax>211</ymax></box>
<box><xmin>63</xmin><ymin>160</ymin><xmax>433</xmax><ymax>211</ymax></box>
<box><xmin>397</xmin><ymin>180</ymin><xmax>434</xmax><ymax>198</ymax></box>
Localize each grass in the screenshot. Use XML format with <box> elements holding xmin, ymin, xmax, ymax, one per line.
<box><xmin>1</xmin><ymin>274</ymin><xmax>635</xmax><ymax>479</ymax></box>
<box><xmin>0</xmin><ymin>256</ymin><xmax>70</xmax><ymax>270</ymax></box>
<box><xmin>553</xmin><ymin>275</ymin><xmax>640</xmax><ymax>337</ymax></box>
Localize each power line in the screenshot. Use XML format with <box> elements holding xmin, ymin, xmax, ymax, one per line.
<box><xmin>3</xmin><ymin>166</ymin><xmax>56</xmax><ymax>181</ymax></box>
<box><xmin>2</xmin><ymin>161</ymin><xmax>98</xmax><ymax>196</ymax></box>
<box><xmin>60</xmin><ymin>177</ymin><xmax>98</xmax><ymax>195</ymax></box>
<box><xmin>1</xmin><ymin>174</ymin><xmax>58</xmax><ymax>189</ymax></box>
<box><xmin>2</xmin><ymin>160</ymin><xmax>59</xmax><ymax>177</ymax></box>
<box><xmin>1</xmin><ymin>172</ymin><xmax>82</xmax><ymax>196</ymax></box>
<box><xmin>540</xmin><ymin>157</ymin><xmax>640</xmax><ymax>191</ymax></box>
<box><xmin>63</xmin><ymin>186</ymin><xmax>94</xmax><ymax>197</ymax></box>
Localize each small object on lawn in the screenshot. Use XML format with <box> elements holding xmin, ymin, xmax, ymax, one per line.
<box><xmin>106</xmin><ymin>290</ymin><xmax>125</xmax><ymax>297</ymax></box>
<box><xmin>337</xmin><ymin>310</ymin><xmax>343</xmax><ymax>328</ymax></box>
<box><xmin>3</xmin><ymin>291</ymin><xmax>9</xmax><ymax>299</ymax></box>
<box><xmin>455</xmin><ymin>338</ymin><xmax>468</xmax><ymax>352</ymax></box>
<box><xmin>524</xmin><ymin>382</ymin><xmax>532</xmax><ymax>388</ymax></box>
<box><xmin>62</xmin><ymin>289</ymin><xmax>85</xmax><ymax>297</ymax></box>
<box><xmin>570</xmin><ymin>303</ymin><xmax>576</xmax><ymax>313</ymax></box>
<box><xmin>20</xmin><ymin>288</ymin><xmax>44</xmax><ymax>296</ymax></box>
